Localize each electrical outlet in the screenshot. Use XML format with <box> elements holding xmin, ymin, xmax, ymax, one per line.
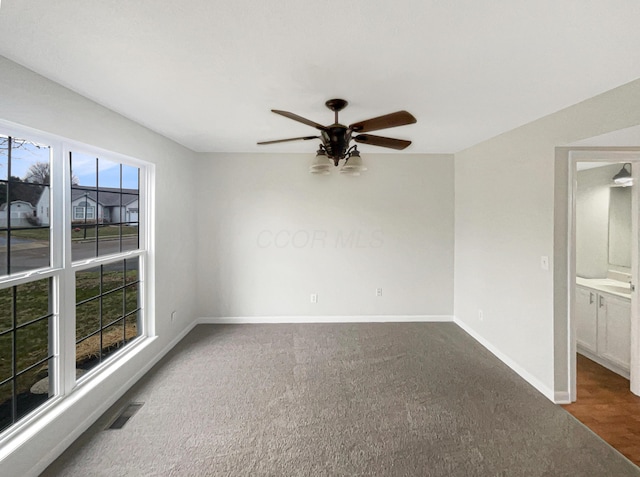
<box><xmin>478</xmin><ymin>310</ymin><xmax>483</xmax><ymax>321</ymax></box>
<box><xmin>376</xmin><ymin>288</ymin><xmax>383</xmax><ymax>297</ymax></box>
<box><xmin>310</xmin><ymin>294</ymin><xmax>318</xmax><ymax>304</ymax></box>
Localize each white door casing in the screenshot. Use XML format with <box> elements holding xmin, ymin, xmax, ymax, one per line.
<box><xmin>568</xmin><ymin>151</ymin><xmax>640</xmax><ymax>401</ymax></box>
<box><xmin>631</xmin><ymin>162</ymin><xmax>640</xmax><ymax>395</ymax></box>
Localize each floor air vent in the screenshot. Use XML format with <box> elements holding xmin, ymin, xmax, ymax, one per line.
<box><xmin>107</xmin><ymin>402</ymin><xmax>144</xmax><ymax>430</ymax></box>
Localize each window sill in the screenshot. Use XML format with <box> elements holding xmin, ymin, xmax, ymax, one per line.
<box><xmin>0</xmin><ymin>334</ymin><xmax>157</xmax><ymax>462</ymax></box>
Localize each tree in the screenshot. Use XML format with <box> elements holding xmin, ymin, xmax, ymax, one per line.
<box><xmin>25</xmin><ymin>161</ymin><xmax>79</xmax><ymax>185</ymax></box>
<box><xmin>25</xmin><ymin>161</ymin><xmax>50</xmax><ymax>184</ymax></box>
<box><xmin>0</xmin><ymin>176</ymin><xmax>43</xmax><ymax>206</ymax></box>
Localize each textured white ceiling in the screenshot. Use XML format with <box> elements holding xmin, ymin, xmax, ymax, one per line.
<box><xmin>1</xmin><ymin>1</ymin><xmax>640</xmax><ymax>154</ymax></box>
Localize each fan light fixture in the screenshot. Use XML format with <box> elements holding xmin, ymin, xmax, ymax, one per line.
<box><xmin>257</xmin><ymin>98</ymin><xmax>416</xmax><ymax>177</ymax></box>
<box><xmin>309</xmin><ymin>148</ymin><xmax>332</xmax><ymax>175</ymax></box>
<box><xmin>338</xmin><ymin>148</ymin><xmax>367</xmax><ymax>176</ymax></box>
<box><xmin>310</xmin><ymin>144</ymin><xmax>368</xmax><ymax>175</ymax></box>
<box><xmin>613</xmin><ymin>163</ymin><xmax>633</xmax><ymax>187</ymax></box>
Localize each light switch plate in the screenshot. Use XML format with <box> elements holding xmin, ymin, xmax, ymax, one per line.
<box><xmin>541</xmin><ymin>256</ymin><xmax>549</xmax><ymax>271</ymax></box>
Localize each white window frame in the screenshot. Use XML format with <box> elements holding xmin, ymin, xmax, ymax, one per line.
<box><xmin>0</xmin><ymin>119</ymin><xmax>154</xmax><ymax>447</ymax></box>
<box><xmin>73</xmin><ymin>204</ymin><xmax>95</xmax><ymax>220</ymax></box>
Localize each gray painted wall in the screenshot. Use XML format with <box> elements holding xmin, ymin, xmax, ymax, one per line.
<box><xmin>195</xmin><ymin>152</ymin><xmax>455</xmax><ymax>318</ymax></box>
<box><xmin>457</xmin><ymin>77</ymin><xmax>640</xmax><ymax>401</ymax></box>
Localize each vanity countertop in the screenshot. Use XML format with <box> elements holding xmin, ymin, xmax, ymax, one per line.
<box><xmin>576</xmin><ymin>277</ymin><xmax>631</xmax><ymax>299</ymax></box>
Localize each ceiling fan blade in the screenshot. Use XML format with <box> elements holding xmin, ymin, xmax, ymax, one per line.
<box><xmin>349</xmin><ymin>111</ymin><xmax>417</xmax><ymax>133</ymax></box>
<box><xmin>257</xmin><ymin>135</ymin><xmax>320</xmax><ymax>145</ymax></box>
<box><xmin>354</xmin><ymin>134</ymin><xmax>412</xmax><ymax>150</ymax></box>
<box><xmin>271</xmin><ymin>110</ymin><xmax>327</xmax><ymax>130</ymax></box>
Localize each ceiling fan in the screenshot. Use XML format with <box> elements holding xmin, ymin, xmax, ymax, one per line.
<box><xmin>257</xmin><ymin>99</ymin><xmax>417</xmax><ymax>168</ymax></box>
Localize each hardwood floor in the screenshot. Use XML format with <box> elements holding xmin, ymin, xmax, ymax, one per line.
<box><xmin>562</xmin><ymin>354</ymin><xmax>640</xmax><ymax>466</ymax></box>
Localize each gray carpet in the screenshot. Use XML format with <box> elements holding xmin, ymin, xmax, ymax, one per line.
<box><xmin>42</xmin><ymin>323</ymin><xmax>640</xmax><ymax>476</ymax></box>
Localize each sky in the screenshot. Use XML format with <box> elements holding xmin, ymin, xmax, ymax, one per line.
<box><xmin>1</xmin><ymin>136</ymin><xmax>139</xmax><ymax>189</ymax></box>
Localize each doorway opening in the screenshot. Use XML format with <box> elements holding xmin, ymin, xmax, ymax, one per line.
<box><xmin>563</xmin><ymin>151</ymin><xmax>640</xmax><ymax>465</ymax></box>
<box><xmin>567</xmin><ymin>151</ymin><xmax>640</xmax><ymax>400</ymax></box>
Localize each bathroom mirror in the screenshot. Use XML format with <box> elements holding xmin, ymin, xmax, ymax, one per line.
<box><xmin>608</xmin><ymin>186</ymin><xmax>632</xmax><ymax>268</ymax></box>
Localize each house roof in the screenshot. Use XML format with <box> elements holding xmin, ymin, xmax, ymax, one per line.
<box><xmin>0</xmin><ymin>2</ymin><xmax>639</xmax><ymax>154</ymax></box>
<box><xmin>72</xmin><ymin>188</ymin><xmax>139</xmax><ymax>207</ymax></box>
<box><xmin>0</xmin><ymin>200</ymin><xmax>36</xmax><ymax>211</ymax></box>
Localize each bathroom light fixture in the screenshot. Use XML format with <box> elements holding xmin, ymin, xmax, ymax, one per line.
<box><xmin>612</xmin><ymin>163</ymin><xmax>633</xmax><ymax>187</ymax></box>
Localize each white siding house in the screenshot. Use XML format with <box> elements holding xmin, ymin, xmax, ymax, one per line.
<box><xmin>71</xmin><ymin>193</ymin><xmax>102</xmax><ymax>223</ymax></box>
<box><xmin>0</xmin><ymin>200</ymin><xmax>36</xmax><ymax>227</ymax></box>
<box><xmin>70</xmin><ymin>187</ymin><xmax>139</xmax><ymax>224</ymax></box>
<box><xmin>36</xmin><ymin>188</ymin><xmax>50</xmax><ymax>226</ymax></box>
<box><xmin>109</xmin><ymin>197</ymin><xmax>139</xmax><ymax>223</ymax></box>
<box><xmin>0</xmin><ymin>187</ymin><xmax>139</xmax><ymax>228</ymax></box>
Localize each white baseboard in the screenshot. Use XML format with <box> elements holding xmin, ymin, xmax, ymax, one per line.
<box><xmin>554</xmin><ymin>392</ymin><xmax>571</xmax><ymax>404</ymax></box>
<box><xmin>577</xmin><ymin>347</ymin><xmax>630</xmax><ymax>380</ymax></box>
<box><xmin>197</xmin><ymin>315</ymin><xmax>454</xmax><ymax>324</ymax></box>
<box><xmin>453</xmin><ymin>317</ymin><xmax>556</xmax><ymax>403</ymax></box>
<box><xmin>26</xmin><ymin>321</ymin><xmax>198</xmax><ymax>477</ymax></box>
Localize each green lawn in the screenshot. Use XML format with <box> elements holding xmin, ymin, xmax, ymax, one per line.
<box><xmin>10</xmin><ymin>228</ymin><xmax>49</xmax><ymax>240</ymax></box>
<box><xmin>0</xmin><ymin>267</ymin><xmax>140</xmax><ymax>405</ymax></box>
<box><xmin>71</xmin><ymin>225</ymin><xmax>138</xmax><ymax>241</ymax></box>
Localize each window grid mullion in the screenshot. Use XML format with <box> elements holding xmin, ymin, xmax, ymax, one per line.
<box><xmin>14</xmin><ymin>313</ymin><xmax>54</xmax><ymax>331</ymax></box>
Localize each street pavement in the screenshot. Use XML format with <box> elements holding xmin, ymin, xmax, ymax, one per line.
<box><xmin>0</xmin><ymin>236</ymin><xmax>139</xmax><ymax>275</ymax></box>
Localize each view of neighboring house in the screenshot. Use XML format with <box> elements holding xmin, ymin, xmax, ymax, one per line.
<box><xmin>0</xmin><ymin>187</ymin><xmax>138</xmax><ymax>227</ymax></box>
<box><xmin>0</xmin><ymin>200</ymin><xmax>36</xmax><ymax>227</ymax></box>
<box><xmin>35</xmin><ymin>187</ymin><xmax>49</xmax><ymax>225</ymax></box>
<box><xmin>69</xmin><ymin>187</ymin><xmax>139</xmax><ymax>225</ymax></box>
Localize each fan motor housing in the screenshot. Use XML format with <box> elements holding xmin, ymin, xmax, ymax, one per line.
<box><xmin>321</xmin><ymin>125</ymin><xmax>352</xmax><ymax>160</ymax></box>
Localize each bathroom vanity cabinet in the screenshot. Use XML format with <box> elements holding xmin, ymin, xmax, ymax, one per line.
<box><xmin>576</xmin><ymin>284</ymin><xmax>630</xmax><ymax>378</ymax></box>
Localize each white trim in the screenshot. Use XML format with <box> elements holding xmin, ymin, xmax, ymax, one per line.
<box><xmin>631</xmin><ymin>163</ymin><xmax>640</xmax><ymax>395</ymax></box>
<box><xmin>453</xmin><ymin>317</ymin><xmax>556</xmax><ymax>402</ymax></box>
<box><xmin>71</xmin><ymin>249</ymin><xmax>143</xmax><ymax>272</ymax></box>
<box><xmin>24</xmin><ymin>320</ymin><xmax>197</xmax><ymax>477</ymax></box>
<box><xmin>141</xmin><ymin>162</ymin><xmax>155</xmax><ymax>338</ymax></box>
<box><xmin>554</xmin><ymin>392</ymin><xmax>571</xmax><ymax>404</ymax></box>
<box><xmin>567</xmin><ymin>150</ymin><xmax>640</xmax><ymax>401</ymax></box>
<box><xmin>0</xmin><ymin>267</ymin><xmax>61</xmax><ymax>287</ymax></box>
<box><xmin>197</xmin><ymin>315</ymin><xmax>453</xmax><ymax>324</ymax></box>
<box><xmin>568</xmin><ymin>153</ymin><xmax>577</xmax><ymax>402</ymax></box>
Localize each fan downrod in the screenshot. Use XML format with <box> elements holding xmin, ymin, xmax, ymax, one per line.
<box><xmin>325</xmin><ymin>99</ymin><xmax>348</xmax><ymax>124</ymax></box>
